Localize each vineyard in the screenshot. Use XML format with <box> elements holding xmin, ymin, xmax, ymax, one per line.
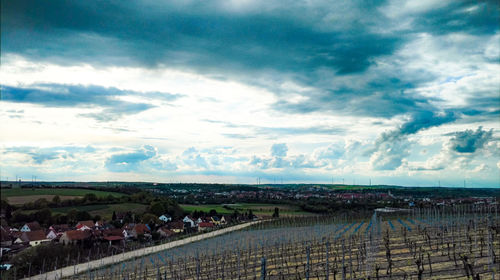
<box><xmin>63</xmin><ymin>206</ymin><xmax>497</xmax><ymax>279</ymax></box>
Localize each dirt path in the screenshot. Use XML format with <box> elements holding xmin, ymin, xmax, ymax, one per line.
<box><xmin>25</xmin><ymin>220</ymin><xmax>261</xmax><ymax>280</ymax></box>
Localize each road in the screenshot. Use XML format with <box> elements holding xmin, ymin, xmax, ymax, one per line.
<box><xmin>25</xmin><ymin>220</ymin><xmax>261</xmax><ymax>280</ymax></box>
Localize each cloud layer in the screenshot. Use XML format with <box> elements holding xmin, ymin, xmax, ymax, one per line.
<box><xmin>1</xmin><ymin>0</ymin><xmax>499</xmax><ymax>187</ymax></box>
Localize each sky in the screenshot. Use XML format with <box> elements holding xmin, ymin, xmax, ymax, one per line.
<box><xmin>1</xmin><ymin>0</ymin><xmax>499</xmax><ymax>187</ymax></box>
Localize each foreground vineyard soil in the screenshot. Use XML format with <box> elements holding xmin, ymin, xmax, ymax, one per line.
<box><xmin>25</xmin><ymin>207</ymin><xmax>500</xmax><ymax>279</ymax></box>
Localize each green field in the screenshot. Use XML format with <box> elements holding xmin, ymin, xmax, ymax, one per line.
<box><xmin>47</xmin><ymin>203</ymin><xmax>147</xmax><ymax>220</ymax></box>
<box><xmin>1</xmin><ymin>188</ymin><xmax>125</xmax><ymax>198</ymax></box>
<box><xmin>1</xmin><ymin>188</ymin><xmax>127</xmax><ymax>205</ymax></box>
<box><xmin>180</xmin><ymin>203</ymin><xmax>313</xmax><ymax>216</ymax></box>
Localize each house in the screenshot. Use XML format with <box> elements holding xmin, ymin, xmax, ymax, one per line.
<box><xmin>197</xmin><ymin>222</ymin><xmax>215</xmax><ymax>232</ymax></box>
<box><xmin>122</xmin><ymin>229</ymin><xmax>129</xmax><ymax>239</ymax></box>
<box><xmin>20</xmin><ymin>221</ymin><xmax>41</xmax><ymax>232</ymax></box>
<box><xmin>76</xmin><ymin>220</ymin><xmax>94</xmax><ymax>231</ymax></box>
<box><xmin>168</xmin><ymin>221</ymin><xmax>184</xmax><ymax>233</ymax></box>
<box><xmin>157</xmin><ymin>227</ymin><xmax>176</xmax><ymax>238</ymax></box>
<box><xmin>49</xmin><ymin>224</ymin><xmax>70</xmax><ymax>233</ymax></box>
<box><xmin>159</xmin><ymin>215</ymin><xmax>172</xmax><ymax>223</ymax></box>
<box><xmin>210</xmin><ymin>216</ymin><xmax>221</xmax><ymax>225</ymax></box>
<box><xmin>122</xmin><ymin>223</ymin><xmax>135</xmax><ymax>239</ymax></box>
<box><xmin>126</xmin><ymin>224</ymin><xmax>151</xmax><ymax>239</ymax></box>
<box><xmin>94</xmin><ymin>220</ymin><xmax>104</xmax><ymax>228</ymax></box>
<box><xmin>220</xmin><ymin>216</ymin><xmax>227</xmax><ymax>224</ymax></box>
<box><xmin>102</xmin><ymin>229</ymin><xmax>124</xmax><ymax>245</ymax></box>
<box><xmin>103</xmin><ymin>235</ymin><xmax>124</xmax><ymax>245</ymax></box>
<box><xmin>46</xmin><ymin>229</ymin><xmax>58</xmax><ymax>240</ymax></box>
<box><xmin>59</xmin><ymin>230</ymin><xmax>91</xmax><ymax>245</ymax></box>
<box><xmin>15</xmin><ymin>230</ymin><xmax>50</xmax><ymax>246</ymax></box>
<box><xmin>183</xmin><ymin>216</ymin><xmax>196</xmax><ymax>228</ymax></box>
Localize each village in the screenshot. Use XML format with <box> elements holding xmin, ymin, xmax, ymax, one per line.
<box><xmin>0</xmin><ymin>210</ymin><xmax>257</xmax><ymax>270</ymax></box>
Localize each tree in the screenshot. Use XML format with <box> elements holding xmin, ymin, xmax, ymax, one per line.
<box><xmin>33</xmin><ymin>198</ymin><xmax>49</xmax><ymax>209</ymax></box>
<box><xmin>52</xmin><ymin>195</ymin><xmax>61</xmax><ymax>205</ymax></box>
<box><xmin>209</xmin><ymin>209</ymin><xmax>217</xmax><ymax>216</ymax></box>
<box><xmin>84</xmin><ymin>193</ymin><xmax>97</xmax><ymax>202</ymax></box>
<box><xmin>11</xmin><ymin>211</ymin><xmax>30</xmax><ymax>224</ymax></box>
<box><xmin>53</xmin><ymin>214</ymin><xmax>68</xmax><ymax>224</ymax></box>
<box><xmin>75</xmin><ymin>210</ymin><xmax>92</xmax><ymax>221</ymax></box>
<box><xmin>272</xmin><ymin>207</ymin><xmax>279</xmax><ymax>218</ymax></box>
<box><xmin>33</xmin><ymin>208</ymin><xmax>52</xmax><ymax>226</ymax></box>
<box><xmin>150</xmin><ymin>202</ymin><xmax>165</xmax><ymax>217</ymax></box>
<box><xmin>248</xmin><ymin>209</ymin><xmax>254</xmax><ymax>220</ymax></box>
<box><xmin>67</xmin><ymin>209</ymin><xmax>78</xmax><ymax>224</ymax></box>
<box><xmin>2</xmin><ymin>200</ymin><xmax>13</xmax><ymax>222</ymax></box>
<box><xmin>142</xmin><ymin>213</ymin><xmax>158</xmax><ymax>225</ymax></box>
<box><xmin>231</xmin><ymin>210</ymin><xmax>239</xmax><ymax>220</ymax></box>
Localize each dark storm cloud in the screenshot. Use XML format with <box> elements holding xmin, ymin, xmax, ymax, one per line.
<box><xmin>1</xmin><ymin>84</ymin><xmax>182</xmax><ymax>121</ymax></box>
<box><xmin>449</xmin><ymin>126</ymin><xmax>494</xmax><ymax>153</ymax></box>
<box><xmin>1</xmin><ymin>0</ymin><xmax>498</xmax><ymax>121</ymax></box>
<box><xmin>412</xmin><ymin>1</ymin><xmax>499</xmax><ymax>35</ymax></box>
<box><xmin>273</xmin><ymin>83</ymin><xmax>433</xmax><ymax>118</ymax></box>
<box><xmin>369</xmin><ymin>110</ymin><xmax>459</xmax><ymax>170</ymax></box>
<box><xmin>1</xmin><ymin>1</ymin><xmax>399</xmax><ymax>74</ymax></box>
<box><xmin>399</xmin><ymin>111</ymin><xmax>458</xmax><ymax>135</ymax></box>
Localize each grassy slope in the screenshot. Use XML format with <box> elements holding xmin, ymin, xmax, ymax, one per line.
<box><xmin>180</xmin><ymin>203</ymin><xmax>313</xmax><ymax>216</ymax></box>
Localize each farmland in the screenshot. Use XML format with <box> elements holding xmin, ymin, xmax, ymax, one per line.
<box><xmin>63</xmin><ymin>205</ymin><xmax>499</xmax><ymax>279</ymax></box>
<box><xmin>1</xmin><ymin>188</ymin><xmax>125</xmax><ymax>205</ymax></box>
<box><xmin>49</xmin><ymin>203</ymin><xmax>148</xmax><ymax>220</ymax></box>
<box><xmin>180</xmin><ymin>203</ymin><xmax>312</xmax><ymax>216</ymax></box>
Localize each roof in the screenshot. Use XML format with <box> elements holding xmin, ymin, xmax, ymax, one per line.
<box><xmin>25</xmin><ymin>222</ymin><xmax>41</xmax><ymax>230</ymax></box>
<box><xmin>133</xmin><ymin>224</ymin><xmax>150</xmax><ymax>235</ymax></box>
<box><xmin>22</xmin><ymin>230</ymin><xmax>47</xmax><ymax>242</ymax></box>
<box><xmin>103</xmin><ymin>229</ymin><xmax>124</xmax><ymax>237</ymax></box>
<box><xmin>103</xmin><ymin>236</ymin><xmax>124</xmax><ymax>241</ymax></box>
<box><xmin>50</xmin><ymin>224</ymin><xmax>70</xmax><ymax>231</ymax></box>
<box><xmin>77</xmin><ymin>220</ymin><xmax>94</xmax><ymax>228</ymax></box>
<box><xmin>63</xmin><ymin>230</ymin><xmax>91</xmax><ymax>241</ymax></box>
<box><xmin>198</xmin><ymin>222</ymin><xmax>215</xmax><ymax>228</ymax></box>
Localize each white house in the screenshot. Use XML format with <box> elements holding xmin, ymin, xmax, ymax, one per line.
<box><xmin>15</xmin><ymin>230</ymin><xmax>50</xmax><ymax>246</ymax></box>
<box><xmin>159</xmin><ymin>215</ymin><xmax>172</xmax><ymax>223</ymax></box>
<box><xmin>183</xmin><ymin>216</ymin><xmax>196</xmax><ymax>227</ymax></box>
<box><xmin>46</xmin><ymin>230</ymin><xmax>58</xmax><ymax>240</ymax></box>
